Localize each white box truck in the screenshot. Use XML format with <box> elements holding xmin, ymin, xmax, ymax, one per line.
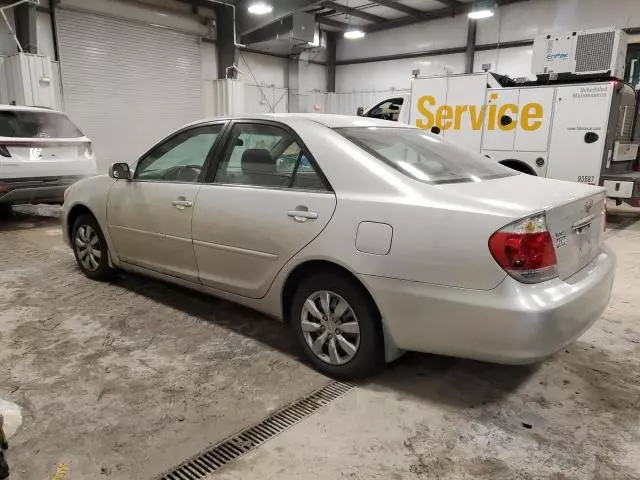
<box><xmin>360</xmin><ymin>27</ymin><xmax>640</xmax><ymax>206</ymax></box>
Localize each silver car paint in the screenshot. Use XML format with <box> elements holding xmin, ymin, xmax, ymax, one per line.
<box><xmin>62</xmin><ymin>114</ymin><xmax>616</xmax><ymax>364</ymax></box>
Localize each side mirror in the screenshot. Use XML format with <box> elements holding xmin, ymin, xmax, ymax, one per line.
<box><xmin>356</xmin><ymin>107</ymin><xmax>364</xmax><ymax>116</ymax></box>
<box><xmin>109</xmin><ymin>162</ymin><xmax>131</xmax><ymax>180</ymax></box>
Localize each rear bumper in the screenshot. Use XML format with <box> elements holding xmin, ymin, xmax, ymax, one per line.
<box><xmin>360</xmin><ymin>244</ymin><xmax>616</xmax><ymax>364</ymax></box>
<box><xmin>0</xmin><ymin>176</ymin><xmax>84</xmax><ymax>204</ymax></box>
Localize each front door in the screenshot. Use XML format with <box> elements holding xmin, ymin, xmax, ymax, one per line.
<box><xmin>191</xmin><ymin>121</ymin><xmax>336</xmax><ymax>298</ymax></box>
<box><xmin>107</xmin><ymin>124</ymin><xmax>224</xmax><ymax>281</ymax></box>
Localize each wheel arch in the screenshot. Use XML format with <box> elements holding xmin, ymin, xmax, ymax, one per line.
<box><xmin>280</xmin><ymin>259</ymin><xmax>404</xmax><ymax>362</ymax></box>
<box><xmin>499</xmin><ymin>159</ymin><xmax>537</xmax><ymax>175</ymax></box>
<box><xmin>66</xmin><ymin>203</ymin><xmax>97</xmax><ymax>240</ymax></box>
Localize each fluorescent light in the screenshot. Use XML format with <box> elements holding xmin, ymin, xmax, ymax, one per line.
<box><xmin>468</xmin><ymin>9</ymin><xmax>494</xmax><ymax>19</ymax></box>
<box><xmin>248</xmin><ymin>2</ymin><xmax>273</xmax><ymax>15</ymax></box>
<box><xmin>344</xmin><ymin>29</ymin><xmax>365</xmax><ymax>40</ymax></box>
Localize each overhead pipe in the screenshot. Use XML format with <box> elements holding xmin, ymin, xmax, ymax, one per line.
<box><xmin>0</xmin><ymin>0</ymin><xmax>39</xmax><ymax>53</ymax></box>
<box><xmin>204</xmin><ymin>0</ymin><xmax>245</xmax><ymax>47</ymax></box>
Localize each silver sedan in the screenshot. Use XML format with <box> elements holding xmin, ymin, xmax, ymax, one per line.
<box><xmin>62</xmin><ymin>114</ymin><xmax>615</xmax><ymax>379</ymax></box>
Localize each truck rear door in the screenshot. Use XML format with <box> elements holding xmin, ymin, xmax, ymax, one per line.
<box><xmin>545</xmin><ymin>83</ymin><xmax>613</xmax><ymax>185</ymax></box>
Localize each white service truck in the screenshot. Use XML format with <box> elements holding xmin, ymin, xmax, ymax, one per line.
<box><xmin>360</xmin><ymin>27</ymin><xmax>640</xmax><ymax>206</ymax></box>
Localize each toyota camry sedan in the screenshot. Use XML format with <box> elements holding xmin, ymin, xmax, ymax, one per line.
<box><xmin>61</xmin><ymin>114</ymin><xmax>615</xmax><ymax>379</ymax></box>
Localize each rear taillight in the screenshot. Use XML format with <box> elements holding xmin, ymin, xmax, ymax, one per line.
<box><xmin>78</xmin><ymin>143</ymin><xmax>93</xmax><ymax>158</ymax></box>
<box><xmin>489</xmin><ymin>213</ymin><xmax>558</xmax><ymax>284</ymax></box>
<box><xmin>0</xmin><ymin>145</ymin><xmax>11</xmax><ymax>158</ymax></box>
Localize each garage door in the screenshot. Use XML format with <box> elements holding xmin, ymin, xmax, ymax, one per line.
<box><xmin>56</xmin><ymin>9</ymin><xmax>203</xmax><ymax>170</ymax></box>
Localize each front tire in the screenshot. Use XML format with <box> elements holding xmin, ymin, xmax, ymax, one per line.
<box><xmin>71</xmin><ymin>213</ymin><xmax>115</xmax><ymax>281</ymax></box>
<box><xmin>291</xmin><ymin>273</ymin><xmax>384</xmax><ymax>379</ymax></box>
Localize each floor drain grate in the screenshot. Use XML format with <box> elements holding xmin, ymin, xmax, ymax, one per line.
<box><xmin>156</xmin><ymin>380</ymin><xmax>355</xmax><ymax>480</ymax></box>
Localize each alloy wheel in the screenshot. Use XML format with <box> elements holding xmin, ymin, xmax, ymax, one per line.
<box><xmin>75</xmin><ymin>224</ymin><xmax>102</xmax><ymax>271</ymax></box>
<box><xmin>300</xmin><ymin>290</ymin><xmax>361</xmax><ymax>365</ymax></box>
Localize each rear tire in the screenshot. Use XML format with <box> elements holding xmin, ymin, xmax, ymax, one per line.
<box><xmin>0</xmin><ymin>204</ymin><xmax>13</xmax><ymax>218</ymax></box>
<box><xmin>71</xmin><ymin>213</ymin><xmax>116</xmax><ymax>281</ymax></box>
<box><xmin>290</xmin><ymin>273</ymin><xmax>384</xmax><ymax>379</ymax></box>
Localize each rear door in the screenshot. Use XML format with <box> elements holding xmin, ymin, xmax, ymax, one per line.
<box><xmin>0</xmin><ymin>109</ymin><xmax>96</xmax><ymax>178</ymax></box>
<box><xmin>546</xmin><ymin>84</ymin><xmax>613</xmax><ymax>184</ymax></box>
<box><xmin>192</xmin><ymin>121</ymin><xmax>336</xmax><ymax>298</ymax></box>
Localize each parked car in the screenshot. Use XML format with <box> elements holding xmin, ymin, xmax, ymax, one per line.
<box><xmin>61</xmin><ymin>114</ymin><xmax>615</xmax><ymax>379</ymax></box>
<box><xmin>0</xmin><ymin>105</ymin><xmax>96</xmax><ymax>207</ymax></box>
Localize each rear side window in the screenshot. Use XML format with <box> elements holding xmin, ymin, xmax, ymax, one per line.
<box><xmin>0</xmin><ymin>111</ymin><xmax>83</xmax><ymax>138</ymax></box>
<box><xmin>336</xmin><ymin>126</ymin><xmax>514</xmax><ymax>184</ymax></box>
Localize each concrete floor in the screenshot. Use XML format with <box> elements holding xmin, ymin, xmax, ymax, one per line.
<box><xmin>0</xmin><ymin>206</ymin><xmax>328</xmax><ymax>479</ymax></box>
<box><xmin>1</xmin><ymin>206</ymin><xmax>639</xmax><ymax>479</ymax></box>
<box><xmin>213</xmin><ymin>211</ymin><xmax>640</xmax><ymax>480</ymax></box>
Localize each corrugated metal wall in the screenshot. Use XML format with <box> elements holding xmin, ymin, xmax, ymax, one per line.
<box><xmin>56</xmin><ymin>8</ymin><xmax>203</xmax><ymax>170</ymax></box>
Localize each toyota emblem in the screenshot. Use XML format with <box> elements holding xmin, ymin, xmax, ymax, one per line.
<box><xmin>585</xmin><ymin>199</ymin><xmax>594</xmax><ymax>214</ymax></box>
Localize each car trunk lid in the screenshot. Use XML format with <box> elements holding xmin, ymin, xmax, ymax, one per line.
<box><xmin>545</xmin><ymin>190</ymin><xmax>606</xmax><ymax>280</ymax></box>
<box><xmin>435</xmin><ymin>174</ymin><xmax>607</xmax><ymax>281</ymax></box>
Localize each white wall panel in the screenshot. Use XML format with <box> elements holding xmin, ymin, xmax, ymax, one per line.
<box><xmin>477</xmin><ymin>0</ymin><xmax>640</xmax><ymax>45</ymax></box>
<box><xmin>57</xmin><ymin>9</ymin><xmax>203</xmax><ymax>169</ymax></box>
<box><xmin>304</xmin><ymin>62</ymin><xmax>327</xmax><ymax>93</ymax></box>
<box><xmin>338</xmin><ymin>15</ymin><xmax>467</xmax><ymax>61</ymax></box>
<box><xmin>201</xmin><ymin>41</ymin><xmax>217</xmax><ymax>80</ymax></box>
<box><xmin>204</xmin><ymin>79</ymin><xmax>244</xmax><ymax>117</ymax></box>
<box><xmin>307</xmin><ymin>91</ymin><xmax>328</xmax><ymax>113</ymax></box>
<box><xmin>244</xmin><ymin>85</ymin><xmax>288</xmax><ymax>114</ymax></box>
<box><xmin>238</xmin><ymin>52</ymin><xmax>288</xmax><ymax>88</ymax></box>
<box><xmin>474</xmin><ymin>46</ymin><xmax>535</xmax><ymax>79</ymax></box>
<box><xmin>336</xmin><ymin>53</ymin><xmax>465</xmax><ymax>92</ymax></box>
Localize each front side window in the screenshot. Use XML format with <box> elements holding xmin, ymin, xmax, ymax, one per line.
<box><xmin>365</xmin><ymin>98</ymin><xmax>404</xmax><ymax>121</ymax></box>
<box><xmin>337</xmin><ymin>126</ymin><xmax>514</xmax><ymax>184</ymax></box>
<box><xmin>0</xmin><ymin>111</ymin><xmax>83</xmax><ymax>138</ymax></box>
<box><xmin>213</xmin><ymin>123</ymin><xmax>327</xmax><ymax>190</ymax></box>
<box><xmin>135</xmin><ymin>125</ymin><xmax>222</xmax><ymax>182</ymax></box>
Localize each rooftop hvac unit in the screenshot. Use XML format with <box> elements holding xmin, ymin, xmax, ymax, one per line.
<box><xmin>532</xmin><ymin>27</ymin><xmax>627</xmax><ymax>79</ymax></box>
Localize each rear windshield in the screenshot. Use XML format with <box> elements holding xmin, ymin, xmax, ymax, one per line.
<box><xmin>336</xmin><ymin>127</ymin><xmax>514</xmax><ymax>184</ymax></box>
<box><xmin>0</xmin><ymin>111</ymin><xmax>83</xmax><ymax>138</ymax></box>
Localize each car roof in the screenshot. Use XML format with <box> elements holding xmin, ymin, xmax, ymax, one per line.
<box><xmin>192</xmin><ymin>113</ymin><xmax>412</xmax><ymax>129</ymax></box>
<box><xmin>0</xmin><ymin>104</ymin><xmax>65</xmax><ymax>114</ymax></box>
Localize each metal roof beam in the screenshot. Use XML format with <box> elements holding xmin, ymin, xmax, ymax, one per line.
<box><xmin>367</xmin><ymin>0</ymin><xmax>422</xmax><ymax>18</ymax></box>
<box><xmin>366</xmin><ymin>0</ymin><xmax>529</xmax><ymax>33</ymax></box>
<box><xmin>317</xmin><ymin>16</ymin><xmax>351</xmax><ymax>31</ymax></box>
<box><xmin>321</xmin><ymin>1</ymin><xmax>387</xmax><ymax>23</ymax></box>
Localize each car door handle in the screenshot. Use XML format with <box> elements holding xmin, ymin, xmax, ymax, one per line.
<box><xmin>172</xmin><ymin>198</ymin><xmax>193</xmax><ymax>210</ymax></box>
<box><xmin>287</xmin><ymin>208</ymin><xmax>318</xmax><ymax>222</ymax></box>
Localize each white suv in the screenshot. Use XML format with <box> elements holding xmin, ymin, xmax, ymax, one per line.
<box><xmin>0</xmin><ymin>105</ymin><xmax>97</xmax><ymax>206</ymax></box>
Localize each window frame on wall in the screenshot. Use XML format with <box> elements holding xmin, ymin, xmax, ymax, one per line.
<box><xmin>204</xmin><ymin>119</ymin><xmax>333</xmax><ymax>193</ymax></box>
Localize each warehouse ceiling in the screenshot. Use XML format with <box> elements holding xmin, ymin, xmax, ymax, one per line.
<box><xmin>178</xmin><ymin>0</ymin><xmax>530</xmax><ymax>55</ymax></box>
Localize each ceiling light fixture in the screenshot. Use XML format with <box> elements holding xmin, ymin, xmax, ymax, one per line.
<box><xmin>344</xmin><ymin>29</ymin><xmax>365</xmax><ymax>39</ymax></box>
<box><xmin>248</xmin><ymin>2</ymin><xmax>273</xmax><ymax>15</ymax></box>
<box><xmin>468</xmin><ymin>9</ymin><xmax>494</xmax><ymax>19</ymax></box>
<box><xmin>343</xmin><ymin>0</ymin><xmax>364</xmax><ymax>40</ymax></box>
